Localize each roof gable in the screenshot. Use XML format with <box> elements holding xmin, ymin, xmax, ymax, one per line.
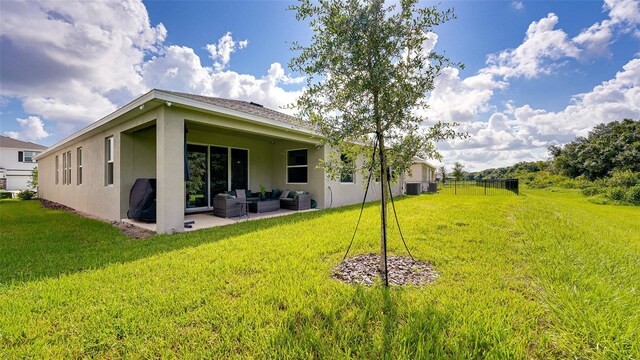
<box><xmin>163</xmin><ymin>91</ymin><xmax>301</xmax><ymax>127</ymax></box>
<box><xmin>0</xmin><ymin>135</ymin><xmax>47</xmax><ymax>150</ymax></box>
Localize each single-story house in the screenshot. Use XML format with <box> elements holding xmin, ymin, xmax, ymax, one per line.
<box><xmin>0</xmin><ymin>135</ymin><xmax>47</xmax><ymax>193</ymax></box>
<box><xmin>405</xmin><ymin>159</ymin><xmax>437</xmax><ymax>193</ymax></box>
<box><xmin>36</xmin><ymin>89</ymin><xmax>404</xmax><ymax>233</ymax></box>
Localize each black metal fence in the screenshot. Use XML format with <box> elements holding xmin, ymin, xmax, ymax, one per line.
<box><xmin>439</xmin><ymin>179</ymin><xmax>519</xmax><ymax>195</ymax></box>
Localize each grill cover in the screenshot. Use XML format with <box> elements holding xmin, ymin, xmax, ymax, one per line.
<box><xmin>127</xmin><ymin>178</ymin><xmax>156</xmax><ymax>222</ymax></box>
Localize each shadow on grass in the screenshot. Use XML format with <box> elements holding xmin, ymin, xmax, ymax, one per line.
<box><xmin>268</xmin><ymin>284</ymin><xmax>454</xmax><ymax>358</ymax></box>
<box><xmin>0</xmin><ymin>199</ymin><xmax>386</xmax><ymax>286</ymax></box>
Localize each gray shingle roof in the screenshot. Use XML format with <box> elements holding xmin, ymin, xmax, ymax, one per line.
<box><xmin>0</xmin><ymin>135</ymin><xmax>47</xmax><ymax>150</ymax></box>
<box><xmin>164</xmin><ymin>90</ymin><xmax>303</xmax><ymax>127</ymax></box>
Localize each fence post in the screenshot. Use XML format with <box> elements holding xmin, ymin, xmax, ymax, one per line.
<box><xmin>454</xmin><ymin>180</ymin><xmax>457</xmax><ymax>195</ymax></box>
<box><xmin>484</xmin><ymin>180</ymin><xmax>487</xmax><ymax>195</ymax></box>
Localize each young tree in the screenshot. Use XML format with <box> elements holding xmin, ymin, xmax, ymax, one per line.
<box><xmin>438</xmin><ymin>166</ymin><xmax>447</xmax><ymax>184</ymax></box>
<box><xmin>452</xmin><ymin>162</ymin><xmax>464</xmax><ymax>181</ymax></box>
<box><xmin>28</xmin><ymin>167</ymin><xmax>38</xmax><ymax>191</ymax></box>
<box><xmin>289</xmin><ymin>0</ymin><xmax>465</xmax><ymax>283</ymax></box>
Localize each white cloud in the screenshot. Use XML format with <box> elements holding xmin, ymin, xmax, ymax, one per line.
<box><xmin>512</xmin><ymin>1</ymin><xmax>524</xmax><ymax>11</ymax></box>
<box><xmin>573</xmin><ymin>20</ymin><xmax>614</xmax><ymax>57</ymax></box>
<box><xmin>423</xmin><ymin>68</ymin><xmax>506</xmax><ymax>123</ymax></box>
<box><xmin>142</xmin><ymin>48</ymin><xmax>303</xmax><ymax>113</ymax></box>
<box><xmin>434</xmin><ymin>57</ymin><xmax>640</xmax><ymax>171</ymax></box>
<box><xmin>513</xmin><ymin>57</ymin><xmax>640</xmax><ymax>138</ymax></box>
<box><xmin>142</xmin><ymin>45</ymin><xmax>214</xmax><ymax>95</ymax></box>
<box><xmin>0</xmin><ymin>0</ymin><xmax>166</xmax><ymax>124</ymax></box>
<box><xmin>4</xmin><ymin>116</ymin><xmax>50</xmax><ymax>143</ymax></box>
<box><xmin>0</xmin><ymin>0</ymin><xmax>302</xmax><ymax>139</ymax></box>
<box><xmin>573</xmin><ymin>0</ymin><xmax>640</xmax><ymax>57</ymax></box>
<box><xmin>605</xmin><ymin>0</ymin><xmax>640</xmax><ymax>24</ymax></box>
<box><xmin>428</xmin><ymin>6</ymin><xmax>640</xmax><ymax>170</ymax></box>
<box><xmin>206</xmin><ymin>32</ymin><xmax>248</xmax><ymax>71</ymax></box>
<box><xmin>483</xmin><ymin>13</ymin><xmax>581</xmax><ymax>79</ymax></box>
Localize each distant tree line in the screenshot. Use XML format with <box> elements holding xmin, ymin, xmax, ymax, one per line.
<box><xmin>464</xmin><ymin>160</ymin><xmax>550</xmax><ymax>181</ymax></box>
<box><xmin>461</xmin><ymin>118</ymin><xmax>640</xmax><ymax>205</ymax></box>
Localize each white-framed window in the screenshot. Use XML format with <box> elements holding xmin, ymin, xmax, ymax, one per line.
<box><xmin>62</xmin><ymin>152</ymin><xmax>67</xmax><ymax>185</ymax></box>
<box><xmin>77</xmin><ymin>147</ymin><xmax>82</xmax><ymax>185</ymax></box>
<box><xmin>66</xmin><ymin>151</ymin><xmax>71</xmax><ymax>185</ymax></box>
<box><xmin>105</xmin><ymin>136</ymin><xmax>114</xmax><ymax>185</ymax></box>
<box><xmin>339</xmin><ymin>153</ymin><xmax>354</xmax><ymax>183</ymax></box>
<box><xmin>55</xmin><ymin>155</ymin><xmax>59</xmax><ymax>184</ymax></box>
<box><xmin>18</xmin><ymin>151</ymin><xmax>39</xmax><ymax>163</ymax></box>
<box><xmin>286</xmin><ymin>148</ymin><xmax>308</xmax><ymax>184</ymax></box>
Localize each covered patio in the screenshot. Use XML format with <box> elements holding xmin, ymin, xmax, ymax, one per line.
<box><xmin>120</xmin><ymin>100</ymin><xmax>326</xmax><ymax>233</ymax></box>
<box><xmin>122</xmin><ymin>207</ymin><xmax>318</xmax><ymax>233</ymax></box>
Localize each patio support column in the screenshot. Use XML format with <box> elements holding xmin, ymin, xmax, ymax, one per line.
<box><xmin>156</xmin><ymin>106</ymin><xmax>185</xmax><ymax>234</ymax></box>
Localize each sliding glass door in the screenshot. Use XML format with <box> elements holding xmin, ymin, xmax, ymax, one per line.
<box><xmin>210</xmin><ymin>146</ymin><xmax>229</xmax><ymax>201</ymax></box>
<box><xmin>186</xmin><ymin>144</ymin><xmax>249</xmax><ymax>209</ymax></box>
<box><xmin>186</xmin><ymin>144</ymin><xmax>208</xmax><ymax>208</ymax></box>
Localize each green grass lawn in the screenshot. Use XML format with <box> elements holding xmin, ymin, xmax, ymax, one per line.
<box><xmin>1</xmin><ymin>190</ymin><xmax>638</xmax><ymax>358</ymax></box>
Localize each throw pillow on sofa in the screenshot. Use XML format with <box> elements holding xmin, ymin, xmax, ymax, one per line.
<box><xmin>271</xmin><ymin>189</ymin><xmax>283</xmax><ymax>199</ymax></box>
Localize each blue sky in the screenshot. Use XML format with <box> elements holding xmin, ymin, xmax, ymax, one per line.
<box><xmin>1</xmin><ymin>0</ymin><xmax>638</xmax><ymax>170</ymax></box>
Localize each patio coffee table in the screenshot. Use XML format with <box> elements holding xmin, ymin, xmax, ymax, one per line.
<box><xmin>248</xmin><ymin>199</ymin><xmax>279</xmax><ymax>213</ymax></box>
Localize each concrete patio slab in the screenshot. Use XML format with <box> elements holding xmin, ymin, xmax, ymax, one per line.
<box><xmin>122</xmin><ymin>208</ymin><xmax>318</xmax><ymax>233</ymax></box>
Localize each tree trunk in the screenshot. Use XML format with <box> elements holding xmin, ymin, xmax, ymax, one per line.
<box><xmin>377</xmin><ymin>131</ymin><xmax>389</xmax><ymax>286</ymax></box>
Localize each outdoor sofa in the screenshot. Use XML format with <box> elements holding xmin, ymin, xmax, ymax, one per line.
<box><xmin>213</xmin><ymin>189</ymin><xmax>258</xmax><ymax>218</ymax></box>
<box><xmin>279</xmin><ymin>191</ymin><xmax>311</xmax><ymax>210</ymax></box>
<box><xmin>213</xmin><ymin>189</ymin><xmax>311</xmax><ymax>217</ymax></box>
<box><xmin>213</xmin><ymin>194</ymin><xmax>243</xmax><ymax>218</ymax></box>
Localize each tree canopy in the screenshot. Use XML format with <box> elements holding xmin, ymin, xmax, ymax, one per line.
<box><xmin>549</xmin><ymin>119</ymin><xmax>640</xmax><ymax>180</ymax></box>
<box><xmin>451</xmin><ymin>162</ymin><xmax>465</xmax><ymax>181</ymax></box>
<box><xmin>289</xmin><ymin>0</ymin><xmax>464</xmax><ymax>180</ymax></box>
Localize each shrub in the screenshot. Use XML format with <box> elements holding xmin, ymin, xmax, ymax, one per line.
<box><xmin>17</xmin><ymin>190</ymin><xmax>37</xmax><ymax>200</ymax></box>
<box><xmin>606</xmin><ymin>170</ymin><xmax>640</xmax><ymax>188</ymax></box>
<box><xmin>606</xmin><ymin>187</ymin><xmax>626</xmax><ymax>201</ymax></box>
<box><xmin>625</xmin><ymin>185</ymin><xmax>640</xmax><ymax>205</ymax></box>
<box><xmin>581</xmin><ymin>187</ymin><xmax>602</xmax><ymax>197</ymax></box>
<box><xmin>524</xmin><ymin>171</ymin><xmax>587</xmax><ymax>189</ymax></box>
<box><xmin>0</xmin><ymin>191</ymin><xmax>13</xmax><ymax>199</ymax></box>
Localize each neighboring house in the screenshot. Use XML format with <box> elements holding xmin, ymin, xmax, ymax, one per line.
<box><xmin>405</xmin><ymin>159</ymin><xmax>437</xmax><ymax>193</ymax></box>
<box><xmin>0</xmin><ymin>135</ymin><xmax>47</xmax><ymax>193</ymax></box>
<box><xmin>36</xmin><ymin>89</ymin><xmax>404</xmax><ymax>233</ymax></box>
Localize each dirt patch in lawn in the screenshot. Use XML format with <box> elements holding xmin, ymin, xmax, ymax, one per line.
<box><xmin>332</xmin><ymin>253</ymin><xmax>440</xmax><ymax>286</ymax></box>
<box><xmin>40</xmin><ymin>199</ymin><xmax>154</xmax><ymax>239</ymax></box>
<box><xmin>109</xmin><ymin>221</ymin><xmax>155</xmax><ymax>239</ymax></box>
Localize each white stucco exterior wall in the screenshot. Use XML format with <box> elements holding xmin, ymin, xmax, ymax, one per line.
<box><xmin>322</xmin><ymin>145</ymin><xmax>404</xmax><ymax>208</ymax></box>
<box><xmin>38</xmin><ymin>107</ymin><xmax>161</xmax><ymax>221</ymax></box>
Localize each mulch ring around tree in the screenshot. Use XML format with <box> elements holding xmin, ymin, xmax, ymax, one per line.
<box><xmin>40</xmin><ymin>199</ymin><xmax>154</xmax><ymax>239</ymax></box>
<box><xmin>332</xmin><ymin>253</ymin><xmax>440</xmax><ymax>286</ymax></box>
